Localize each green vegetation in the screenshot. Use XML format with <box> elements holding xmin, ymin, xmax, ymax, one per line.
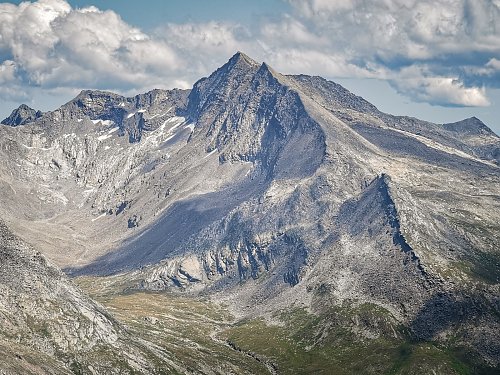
<box><xmin>77</xmin><ymin>276</ymin><xmax>269</xmax><ymax>374</ymax></box>
<box><xmin>0</xmin><ymin>339</ymin><xmax>71</xmax><ymax>374</ymax></box>
<box><xmin>75</xmin><ymin>277</ymin><xmax>499</xmax><ymax>375</ymax></box>
<box><xmin>220</xmin><ymin>306</ymin><xmax>497</xmax><ymax>375</ymax></box>
<box><xmin>445</xmin><ymin>214</ymin><xmax>500</xmax><ymax>284</ymax></box>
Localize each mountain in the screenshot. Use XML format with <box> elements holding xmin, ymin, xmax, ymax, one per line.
<box><xmin>1</xmin><ymin>104</ymin><xmax>43</xmax><ymax>126</ymax></box>
<box><xmin>0</xmin><ymin>51</ymin><xmax>499</xmax><ymax>373</ymax></box>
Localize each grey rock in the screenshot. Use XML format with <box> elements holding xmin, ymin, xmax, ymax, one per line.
<box><xmin>1</xmin><ymin>104</ymin><xmax>43</xmax><ymax>127</ymax></box>
<box><xmin>0</xmin><ymin>219</ymin><xmax>178</xmax><ymax>374</ymax></box>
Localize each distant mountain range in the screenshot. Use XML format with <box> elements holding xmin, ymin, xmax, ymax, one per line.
<box><xmin>0</xmin><ymin>52</ymin><xmax>498</xmax><ymax>374</ymax></box>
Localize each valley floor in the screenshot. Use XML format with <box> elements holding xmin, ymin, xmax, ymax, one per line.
<box><xmin>75</xmin><ymin>277</ymin><xmax>496</xmax><ymax>375</ymax></box>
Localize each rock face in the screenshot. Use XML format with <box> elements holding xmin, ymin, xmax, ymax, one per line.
<box><xmin>0</xmin><ymin>219</ymin><xmax>175</xmax><ymax>374</ymax></box>
<box><xmin>1</xmin><ymin>104</ymin><xmax>43</xmax><ymax>126</ymax></box>
<box><xmin>54</xmin><ymin>88</ymin><xmax>189</xmax><ymax>143</ymax></box>
<box><xmin>0</xmin><ymin>52</ymin><xmax>499</xmax><ymax>368</ymax></box>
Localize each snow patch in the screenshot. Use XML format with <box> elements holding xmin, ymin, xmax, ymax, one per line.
<box><xmin>147</xmin><ymin>108</ymin><xmax>172</xmax><ymax>120</ymax></box>
<box><xmin>126</xmin><ymin>112</ymin><xmax>136</xmax><ymax>119</ymax></box>
<box><xmin>164</xmin><ymin>117</ymin><xmax>186</xmax><ymax>135</ymax></box>
<box><xmin>97</xmin><ymin>134</ymin><xmax>112</xmax><ymax>141</ymax></box>
<box><xmin>91</xmin><ymin>119</ymin><xmax>114</xmax><ymax>126</ymax></box>
<box><xmin>108</xmin><ymin>127</ymin><xmax>119</xmax><ymax>134</ymax></box>
<box><xmin>184</xmin><ymin>123</ymin><xmax>195</xmax><ymax>133</ymax></box>
<box><xmin>91</xmin><ymin>212</ymin><xmax>107</xmax><ymax>222</ymax></box>
<box><xmin>21</xmin><ymin>144</ymin><xmax>51</xmax><ymax>151</ymax></box>
<box><xmin>166</xmin><ymin>116</ymin><xmax>185</xmax><ymax>124</ymax></box>
<box><xmin>204</xmin><ymin>149</ymin><xmax>218</xmax><ymax>159</ymax></box>
<box><xmin>163</xmin><ymin>134</ymin><xmax>175</xmax><ymax>143</ymax></box>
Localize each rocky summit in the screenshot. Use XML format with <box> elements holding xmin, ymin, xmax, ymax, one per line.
<box><xmin>1</xmin><ymin>104</ymin><xmax>43</xmax><ymax>127</ymax></box>
<box><xmin>0</xmin><ymin>52</ymin><xmax>499</xmax><ymax>374</ymax></box>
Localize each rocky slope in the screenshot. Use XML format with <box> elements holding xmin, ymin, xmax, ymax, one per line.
<box><xmin>0</xmin><ymin>52</ymin><xmax>499</xmax><ymax>371</ymax></box>
<box><xmin>0</xmin><ymin>219</ymin><xmax>181</xmax><ymax>374</ymax></box>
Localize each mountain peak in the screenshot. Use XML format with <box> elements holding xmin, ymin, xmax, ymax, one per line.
<box><xmin>194</xmin><ymin>51</ymin><xmax>261</xmax><ymax>86</ymax></box>
<box><xmin>217</xmin><ymin>51</ymin><xmax>260</xmax><ymax>77</ymax></box>
<box><xmin>75</xmin><ymin>89</ymin><xmax>124</xmax><ymax>101</ymax></box>
<box><xmin>442</xmin><ymin>116</ymin><xmax>496</xmax><ymax>136</ymax></box>
<box><xmin>258</xmin><ymin>61</ymin><xmax>274</xmax><ymax>74</ymax></box>
<box><xmin>229</xmin><ymin>51</ymin><xmax>259</xmax><ymax>68</ymax></box>
<box><xmin>67</xmin><ymin>90</ymin><xmax>126</xmax><ymax>112</ymax></box>
<box><xmin>186</xmin><ymin>52</ymin><xmax>261</xmax><ymax>119</ymax></box>
<box><xmin>1</xmin><ymin>104</ymin><xmax>43</xmax><ymax>126</ymax></box>
<box><xmin>257</xmin><ymin>61</ymin><xmax>285</xmax><ymax>83</ymax></box>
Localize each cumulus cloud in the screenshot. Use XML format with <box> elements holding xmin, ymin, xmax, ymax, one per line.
<box><xmin>0</xmin><ymin>60</ymin><xmax>16</xmax><ymax>84</ymax></box>
<box><xmin>288</xmin><ymin>0</ymin><xmax>500</xmax><ymax>57</ymax></box>
<box><xmin>0</xmin><ymin>0</ymin><xmax>182</xmax><ymax>95</ymax></box>
<box><xmin>283</xmin><ymin>0</ymin><xmax>500</xmax><ymax>106</ymax></box>
<box><xmin>0</xmin><ymin>0</ymin><xmax>498</xmax><ymax>109</ymax></box>
<box><xmin>155</xmin><ymin>21</ymin><xmax>257</xmax><ymax>78</ymax></box>
<box><xmin>391</xmin><ymin>66</ymin><xmax>490</xmax><ymax>107</ymax></box>
<box><xmin>486</xmin><ymin>58</ymin><xmax>500</xmax><ymax>71</ymax></box>
<box><xmin>262</xmin><ymin>48</ymin><xmax>379</xmax><ymax>78</ymax></box>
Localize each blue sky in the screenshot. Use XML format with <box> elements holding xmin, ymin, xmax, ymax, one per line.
<box><xmin>1</xmin><ymin>0</ymin><xmax>499</xmax><ymax>133</ymax></box>
<box><xmin>66</xmin><ymin>0</ymin><xmax>290</xmax><ymax>28</ymax></box>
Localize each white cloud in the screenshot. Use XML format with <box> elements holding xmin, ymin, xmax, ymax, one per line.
<box><xmin>260</xmin><ymin>15</ymin><xmax>328</xmax><ymax>48</ymax></box>
<box><xmin>0</xmin><ymin>60</ymin><xmax>16</xmax><ymax>84</ymax></box>
<box><xmin>155</xmin><ymin>21</ymin><xmax>256</xmax><ymax>76</ymax></box>
<box><xmin>486</xmin><ymin>58</ymin><xmax>500</xmax><ymax>71</ymax></box>
<box><xmin>0</xmin><ymin>0</ymin><xmax>182</xmax><ymax>94</ymax></box>
<box><xmin>391</xmin><ymin>66</ymin><xmax>490</xmax><ymax>107</ymax></box>
<box><xmin>0</xmin><ymin>0</ymin><xmax>497</xmax><ymax>110</ymax></box>
<box><xmin>262</xmin><ymin>49</ymin><xmax>379</xmax><ymax>79</ymax></box>
<box><xmin>289</xmin><ymin>0</ymin><xmax>355</xmax><ymax>17</ymax></box>
<box><xmin>288</xmin><ymin>0</ymin><xmax>500</xmax><ymax>59</ymax></box>
<box><xmin>282</xmin><ymin>0</ymin><xmax>500</xmax><ymax>106</ymax></box>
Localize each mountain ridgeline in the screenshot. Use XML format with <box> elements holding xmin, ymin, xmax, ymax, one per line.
<box><xmin>0</xmin><ymin>52</ymin><xmax>499</xmax><ymax>374</ymax></box>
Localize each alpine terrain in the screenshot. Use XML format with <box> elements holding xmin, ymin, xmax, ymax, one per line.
<box><xmin>0</xmin><ymin>52</ymin><xmax>499</xmax><ymax>374</ymax></box>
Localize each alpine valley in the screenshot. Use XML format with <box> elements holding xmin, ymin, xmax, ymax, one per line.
<box><xmin>0</xmin><ymin>52</ymin><xmax>499</xmax><ymax>374</ymax></box>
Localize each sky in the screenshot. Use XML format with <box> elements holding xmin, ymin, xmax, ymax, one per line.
<box><xmin>0</xmin><ymin>0</ymin><xmax>499</xmax><ymax>133</ymax></box>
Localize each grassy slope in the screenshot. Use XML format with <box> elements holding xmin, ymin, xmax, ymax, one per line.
<box><xmin>0</xmin><ymin>339</ymin><xmax>72</xmax><ymax>375</ymax></box>
<box><xmin>76</xmin><ymin>276</ymin><xmax>269</xmax><ymax>375</ymax></box>
<box><xmin>220</xmin><ymin>308</ymin><xmax>488</xmax><ymax>375</ymax></box>
<box><xmin>76</xmin><ymin>276</ymin><xmax>498</xmax><ymax>375</ymax></box>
